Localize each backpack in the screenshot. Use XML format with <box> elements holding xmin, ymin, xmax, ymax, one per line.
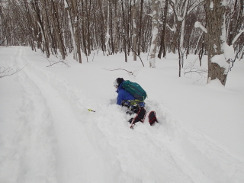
<box><xmin>122</xmin><ymin>80</ymin><xmax>147</xmax><ymax>101</ymax></box>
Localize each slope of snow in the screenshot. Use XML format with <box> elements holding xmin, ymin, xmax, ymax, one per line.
<box><xmin>0</xmin><ymin>46</ymin><xmax>244</xmax><ymax>183</ymax></box>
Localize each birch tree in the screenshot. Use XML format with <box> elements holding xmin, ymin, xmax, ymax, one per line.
<box><xmin>65</xmin><ymin>0</ymin><xmax>82</xmax><ymax>63</ymax></box>
<box><xmin>105</xmin><ymin>1</ymin><xmax>111</xmax><ymax>55</ymax></box>
<box><xmin>149</xmin><ymin>0</ymin><xmax>160</xmax><ymax>68</ymax></box>
<box><xmin>168</xmin><ymin>0</ymin><xmax>187</xmax><ymax>75</ymax></box>
<box><xmin>169</xmin><ymin>0</ymin><xmax>204</xmax><ymax>76</ymax></box>
<box><xmin>178</xmin><ymin>0</ymin><xmax>188</xmax><ymax>77</ymax></box>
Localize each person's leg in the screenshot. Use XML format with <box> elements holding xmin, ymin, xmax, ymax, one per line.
<box><xmin>129</xmin><ymin>107</ymin><xmax>146</xmax><ymax>124</ymax></box>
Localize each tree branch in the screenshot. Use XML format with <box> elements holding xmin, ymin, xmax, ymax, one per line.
<box><xmin>0</xmin><ymin>66</ymin><xmax>25</xmax><ymax>78</ymax></box>
<box><xmin>46</xmin><ymin>60</ymin><xmax>70</xmax><ymax>67</ymax></box>
<box><xmin>107</xmin><ymin>68</ymin><xmax>134</xmax><ymax>75</ymax></box>
<box><xmin>232</xmin><ymin>29</ymin><xmax>244</xmax><ymax>45</ymax></box>
<box><xmin>130</xmin><ymin>47</ymin><xmax>145</xmax><ymax>67</ymax></box>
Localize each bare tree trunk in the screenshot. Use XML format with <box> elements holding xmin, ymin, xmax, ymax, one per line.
<box><xmin>178</xmin><ymin>0</ymin><xmax>189</xmax><ymax>76</ymax></box>
<box><xmin>66</xmin><ymin>0</ymin><xmax>82</xmax><ymax>63</ymax></box>
<box><xmin>121</xmin><ymin>0</ymin><xmax>128</xmax><ymax>62</ymax></box>
<box><xmin>113</xmin><ymin>0</ymin><xmax>120</xmax><ymax>53</ymax></box>
<box><xmin>205</xmin><ymin>0</ymin><xmax>228</xmax><ymax>86</ymax></box>
<box><xmin>32</xmin><ymin>0</ymin><xmax>50</xmax><ymax>58</ymax></box>
<box><xmin>126</xmin><ymin>0</ymin><xmax>131</xmax><ymax>56</ymax></box>
<box><xmin>85</xmin><ymin>0</ymin><xmax>91</xmax><ymax>55</ymax></box>
<box><xmin>97</xmin><ymin>0</ymin><xmax>106</xmax><ymax>53</ymax></box>
<box><xmin>227</xmin><ymin>0</ymin><xmax>243</xmax><ymax>45</ymax></box>
<box><xmin>105</xmin><ymin>1</ymin><xmax>111</xmax><ymax>55</ymax></box>
<box><xmin>131</xmin><ymin>0</ymin><xmax>137</xmax><ymax>61</ymax></box>
<box><xmin>1</xmin><ymin>0</ymin><xmax>242</xmax><ymax>68</ymax></box>
<box><xmin>50</xmin><ymin>0</ymin><xmax>66</xmax><ymax>60</ymax></box>
<box><xmin>46</xmin><ymin>5</ymin><xmax>57</xmax><ymax>55</ymax></box>
<box><xmin>22</xmin><ymin>0</ymin><xmax>37</xmax><ymax>51</ymax></box>
<box><xmin>137</xmin><ymin>0</ymin><xmax>144</xmax><ymax>56</ymax></box>
<box><xmin>65</xmin><ymin>0</ymin><xmax>76</xmax><ymax>58</ymax></box>
<box><xmin>149</xmin><ymin>0</ymin><xmax>160</xmax><ymax>68</ymax></box>
<box><xmin>109</xmin><ymin>0</ymin><xmax>115</xmax><ymax>54</ymax></box>
<box><xmin>80</xmin><ymin>0</ymin><xmax>88</xmax><ymax>57</ymax></box>
<box><xmin>158</xmin><ymin>0</ymin><xmax>169</xmax><ymax>59</ymax></box>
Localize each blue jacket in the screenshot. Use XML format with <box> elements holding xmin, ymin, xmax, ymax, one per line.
<box><xmin>116</xmin><ymin>81</ymin><xmax>145</xmax><ymax>107</ymax></box>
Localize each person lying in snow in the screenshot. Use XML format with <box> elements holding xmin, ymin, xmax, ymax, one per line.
<box><xmin>114</xmin><ymin>78</ymin><xmax>158</xmax><ymax>127</ymax></box>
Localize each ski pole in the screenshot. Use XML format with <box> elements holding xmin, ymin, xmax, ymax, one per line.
<box><xmin>88</xmin><ymin>108</ymin><xmax>96</xmax><ymax>112</ymax></box>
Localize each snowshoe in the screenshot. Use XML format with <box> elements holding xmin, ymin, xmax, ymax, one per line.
<box><xmin>148</xmin><ymin>111</ymin><xmax>158</xmax><ymax>126</ymax></box>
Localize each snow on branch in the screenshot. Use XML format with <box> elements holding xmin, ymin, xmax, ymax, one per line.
<box><xmin>222</xmin><ymin>42</ymin><xmax>235</xmax><ymax>63</ymax></box>
<box><xmin>187</xmin><ymin>1</ymin><xmax>205</xmax><ymax>15</ymax></box>
<box><xmin>184</xmin><ymin>68</ymin><xmax>207</xmax><ymax>75</ymax></box>
<box><xmin>232</xmin><ymin>29</ymin><xmax>244</xmax><ymax>45</ymax></box>
<box><xmin>211</xmin><ymin>54</ymin><xmax>230</xmax><ymax>74</ymax></box>
<box><xmin>166</xmin><ymin>24</ymin><xmax>176</xmax><ymax>32</ymax></box>
<box><xmin>194</xmin><ymin>21</ymin><xmax>207</xmax><ymax>33</ymax></box>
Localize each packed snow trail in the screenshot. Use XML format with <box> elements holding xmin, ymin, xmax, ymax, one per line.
<box><xmin>0</xmin><ymin>47</ymin><xmax>244</xmax><ymax>183</ymax></box>
<box><xmin>11</xmin><ymin>48</ymin><xmax>125</xmax><ymax>183</ymax></box>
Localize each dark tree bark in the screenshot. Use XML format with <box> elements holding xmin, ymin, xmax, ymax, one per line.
<box><xmin>158</xmin><ymin>0</ymin><xmax>169</xmax><ymax>59</ymax></box>
<box><xmin>205</xmin><ymin>0</ymin><xmax>228</xmax><ymax>86</ymax></box>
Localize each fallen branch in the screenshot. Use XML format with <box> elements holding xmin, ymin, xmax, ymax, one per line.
<box><xmin>107</xmin><ymin>68</ymin><xmax>134</xmax><ymax>75</ymax></box>
<box><xmin>46</xmin><ymin>60</ymin><xmax>70</xmax><ymax>67</ymax></box>
<box><xmin>0</xmin><ymin>66</ymin><xmax>25</xmax><ymax>78</ymax></box>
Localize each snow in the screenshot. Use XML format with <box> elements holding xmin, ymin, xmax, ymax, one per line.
<box><xmin>222</xmin><ymin>42</ymin><xmax>235</xmax><ymax>61</ymax></box>
<box><xmin>211</xmin><ymin>54</ymin><xmax>230</xmax><ymax>73</ymax></box>
<box><xmin>221</xmin><ymin>0</ymin><xmax>228</xmax><ymax>6</ymax></box>
<box><xmin>194</xmin><ymin>21</ymin><xmax>207</xmax><ymax>33</ymax></box>
<box><xmin>210</xmin><ymin>1</ymin><xmax>214</xmax><ymax>10</ymax></box>
<box><xmin>0</xmin><ymin>46</ymin><xmax>244</xmax><ymax>183</ymax></box>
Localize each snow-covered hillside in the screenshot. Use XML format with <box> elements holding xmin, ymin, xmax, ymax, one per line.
<box><xmin>0</xmin><ymin>47</ymin><xmax>244</xmax><ymax>183</ymax></box>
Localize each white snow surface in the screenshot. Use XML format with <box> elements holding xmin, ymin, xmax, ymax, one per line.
<box><xmin>0</xmin><ymin>47</ymin><xmax>244</xmax><ymax>183</ymax></box>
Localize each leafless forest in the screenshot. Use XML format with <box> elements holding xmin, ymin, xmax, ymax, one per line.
<box><xmin>0</xmin><ymin>0</ymin><xmax>243</xmax><ymax>85</ymax></box>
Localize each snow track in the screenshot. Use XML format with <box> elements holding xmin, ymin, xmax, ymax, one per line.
<box><xmin>1</xmin><ymin>47</ymin><xmax>244</xmax><ymax>183</ymax></box>
<box><xmin>15</xmin><ymin>48</ymin><xmax>125</xmax><ymax>183</ymax></box>
<box><xmin>0</xmin><ymin>48</ymin><xmax>57</xmax><ymax>183</ymax></box>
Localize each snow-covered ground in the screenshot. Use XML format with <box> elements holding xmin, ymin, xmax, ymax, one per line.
<box><xmin>0</xmin><ymin>46</ymin><xmax>244</xmax><ymax>183</ymax></box>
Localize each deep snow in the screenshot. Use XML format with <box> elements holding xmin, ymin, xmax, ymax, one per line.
<box><xmin>0</xmin><ymin>46</ymin><xmax>244</xmax><ymax>183</ymax></box>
